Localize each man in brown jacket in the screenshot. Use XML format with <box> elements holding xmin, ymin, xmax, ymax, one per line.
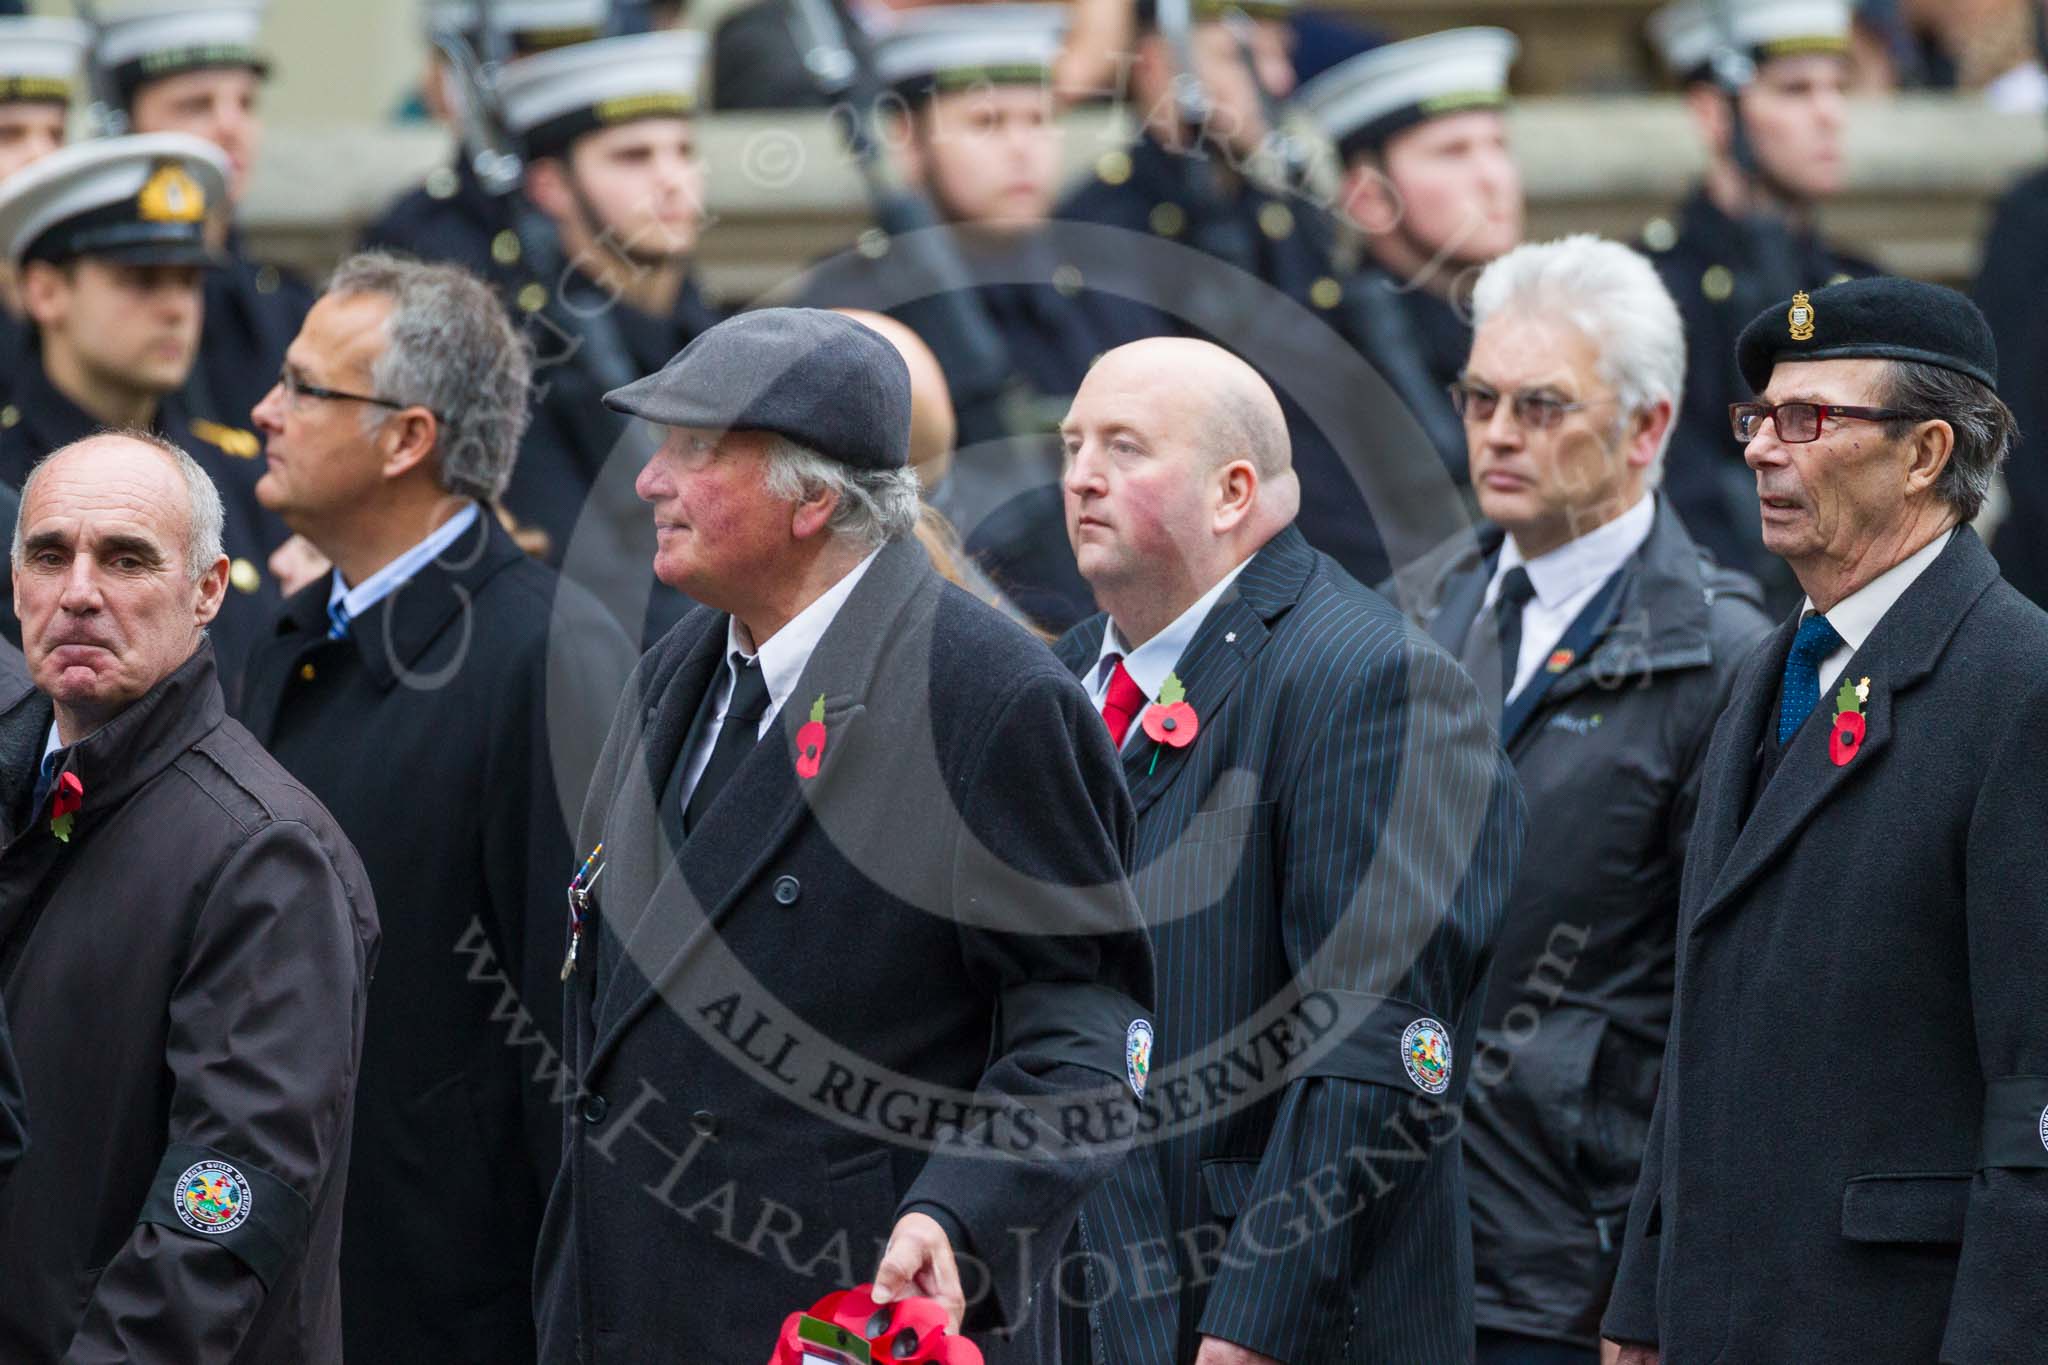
<box><xmin>0</xmin><ymin>431</ymin><xmax>377</xmax><ymax>1363</ymax></box>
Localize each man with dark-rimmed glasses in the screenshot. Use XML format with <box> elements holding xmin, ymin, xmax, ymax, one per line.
<box><xmin>1604</xmin><ymin>275</ymin><xmax>2048</xmax><ymax>1364</ymax></box>
<box><xmin>1397</xmin><ymin>235</ymin><xmax>1769</xmax><ymax>1364</ymax></box>
<box><xmin>240</xmin><ymin>250</ymin><xmax>634</xmax><ymax>1365</ymax></box>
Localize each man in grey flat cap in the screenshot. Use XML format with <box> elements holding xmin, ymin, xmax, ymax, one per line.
<box><xmin>533</xmin><ymin>308</ymin><xmax>1155</xmax><ymax>1359</ymax></box>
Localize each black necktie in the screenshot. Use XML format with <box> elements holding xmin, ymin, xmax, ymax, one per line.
<box><xmin>1494</xmin><ymin>566</ymin><xmax>1537</xmax><ymax>701</ymax></box>
<box><xmin>683</xmin><ymin>655</ymin><xmax>773</xmax><ymax>836</ymax></box>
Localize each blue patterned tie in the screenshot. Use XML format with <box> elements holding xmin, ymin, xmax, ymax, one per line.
<box><xmin>1777</xmin><ymin>612</ymin><xmax>1845</xmax><ymax>745</ymax></box>
<box><xmin>327</xmin><ymin>601</ymin><xmax>351</xmax><ymax>641</ymax></box>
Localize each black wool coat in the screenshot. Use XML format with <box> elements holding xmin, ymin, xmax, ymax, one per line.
<box><xmin>1603</xmin><ymin>527</ymin><xmax>2048</xmax><ymax>1362</ymax></box>
<box><xmin>0</xmin><ymin>644</ymin><xmax>378</xmax><ymax>1363</ymax></box>
<box><xmin>533</xmin><ymin>535</ymin><xmax>1157</xmax><ymax>1362</ymax></box>
<box><xmin>238</xmin><ymin>512</ymin><xmax>637</xmax><ymax>1365</ymax></box>
<box><xmin>1055</xmin><ymin>526</ymin><xmax>1526</xmax><ymax>1365</ymax></box>
<box><xmin>1396</xmin><ymin>498</ymin><xmax>1770</xmax><ymax>1347</ymax></box>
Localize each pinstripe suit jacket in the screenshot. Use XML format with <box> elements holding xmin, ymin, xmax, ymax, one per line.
<box><xmin>1055</xmin><ymin>526</ymin><xmax>1524</xmax><ymax>1364</ymax></box>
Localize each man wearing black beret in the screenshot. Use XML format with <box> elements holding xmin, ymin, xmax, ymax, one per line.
<box><xmin>1603</xmin><ymin>276</ymin><xmax>2048</xmax><ymax>1364</ymax></box>
<box><xmin>533</xmin><ymin>308</ymin><xmax>1156</xmax><ymax>1358</ymax></box>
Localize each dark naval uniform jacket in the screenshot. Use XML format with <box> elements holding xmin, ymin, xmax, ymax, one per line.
<box><xmin>1396</xmin><ymin>498</ymin><xmax>1769</xmax><ymax>1348</ymax></box>
<box><xmin>1603</xmin><ymin>527</ymin><xmax>2048</xmax><ymax>1363</ymax></box>
<box><xmin>1973</xmin><ymin>165</ymin><xmax>2048</xmax><ymax>608</ymax></box>
<box><xmin>1054</xmin><ymin>525</ymin><xmax>1525</xmax><ymax>1364</ymax></box>
<box><xmin>193</xmin><ymin>229</ymin><xmax>316</xmax><ymax>434</ymax></box>
<box><xmin>238</xmin><ymin>512</ymin><xmax>636</xmax><ymax>1365</ymax></box>
<box><xmin>0</xmin><ymin>358</ymin><xmax>285</xmax><ymax>693</ymax></box>
<box><xmin>1058</xmin><ymin>138</ymin><xmax>1451</xmax><ymax>591</ymax></box>
<box><xmin>0</xmin><ymin>644</ymin><xmax>378</xmax><ymax>1363</ymax></box>
<box><xmin>360</xmin><ymin>156</ymin><xmax>505</xmax><ymax>283</ymax></box>
<box><xmin>1642</xmin><ymin>188</ymin><xmax>1877</xmax><ymax>610</ymax></box>
<box><xmin>516</xmin><ymin>270</ymin><xmax>724</xmax><ymax>646</ymax></box>
<box><xmin>533</xmin><ymin>535</ymin><xmax>1157</xmax><ymax>1361</ymax></box>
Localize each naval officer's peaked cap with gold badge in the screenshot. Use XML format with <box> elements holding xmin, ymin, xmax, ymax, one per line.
<box><xmin>1295</xmin><ymin>27</ymin><xmax>1519</xmax><ymax>163</ymax></box>
<box><xmin>872</xmin><ymin>5</ymin><xmax>1067</xmax><ymax>105</ymax></box>
<box><xmin>423</xmin><ymin>0</ymin><xmax>607</xmax><ymax>55</ymax></box>
<box><xmin>0</xmin><ymin>16</ymin><xmax>89</xmax><ymax>111</ymax></box>
<box><xmin>0</xmin><ymin>133</ymin><xmax>230</xmax><ymax>269</ymax></box>
<box><xmin>1647</xmin><ymin>0</ymin><xmax>1851</xmax><ymax>83</ymax></box>
<box><xmin>495</xmin><ymin>29</ymin><xmax>705</xmax><ymax>161</ymax></box>
<box><xmin>94</xmin><ymin>1</ymin><xmax>272</xmax><ymax>108</ymax></box>
<box><xmin>1736</xmin><ymin>277</ymin><xmax>2000</xmax><ymax>396</ymax></box>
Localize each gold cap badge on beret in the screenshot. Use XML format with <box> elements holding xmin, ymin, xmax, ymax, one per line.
<box><xmin>1788</xmin><ymin>290</ymin><xmax>1816</xmax><ymax>341</ymax></box>
<box><xmin>138</xmin><ymin>161</ymin><xmax>206</xmax><ymax>224</ymax></box>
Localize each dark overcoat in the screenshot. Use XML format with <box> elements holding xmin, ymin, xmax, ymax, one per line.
<box><xmin>1054</xmin><ymin>525</ymin><xmax>1525</xmax><ymax>1365</ymax></box>
<box><xmin>1973</xmin><ymin>166</ymin><xmax>2048</xmax><ymax>608</ymax></box>
<box><xmin>238</xmin><ymin>513</ymin><xmax>636</xmax><ymax>1365</ymax></box>
<box><xmin>533</xmin><ymin>535</ymin><xmax>1157</xmax><ymax>1362</ymax></box>
<box><xmin>191</xmin><ymin>232</ymin><xmax>315</xmax><ymax>435</ymax></box>
<box><xmin>1395</xmin><ymin>498</ymin><xmax>1769</xmax><ymax>1347</ymax></box>
<box><xmin>0</xmin><ymin>644</ymin><xmax>378</xmax><ymax>1363</ymax></box>
<box><xmin>1603</xmin><ymin>527</ymin><xmax>2048</xmax><ymax>1363</ymax></box>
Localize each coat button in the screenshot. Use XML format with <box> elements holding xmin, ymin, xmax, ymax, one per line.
<box><xmin>298</xmin><ymin>663</ymin><xmax>317</xmax><ymax>682</ymax></box>
<box><xmin>690</xmin><ymin>1109</ymin><xmax>718</xmax><ymax>1137</ymax></box>
<box><xmin>580</xmin><ymin>1093</ymin><xmax>609</xmax><ymax>1124</ymax></box>
<box><xmin>772</xmin><ymin>875</ymin><xmax>800</xmax><ymax>906</ymax></box>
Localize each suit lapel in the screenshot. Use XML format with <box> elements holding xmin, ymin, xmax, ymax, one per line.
<box><xmin>587</xmin><ymin>539</ymin><xmax>934</xmax><ymax>1073</ymax></box>
<box><xmin>1691</xmin><ymin>529</ymin><xmax>1999</xmax><ymax>933</ymax></box>
<box><xmin>1119</xmin><ymin>527</ymin><xmax>1315</xmax><ymax>818</ymax></box>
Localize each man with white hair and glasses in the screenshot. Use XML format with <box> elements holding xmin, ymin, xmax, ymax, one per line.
<box><xmin>1393</xmin><ymin>234</ymin><xmax>1769</xmax><ymax>1365</ymax></box>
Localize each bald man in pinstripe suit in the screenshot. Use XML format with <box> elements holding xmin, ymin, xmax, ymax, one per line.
<box><xmin>1052</xmin><ymin>338</ymin><xmax>1524</xmax><ymax>1365</ymax></box>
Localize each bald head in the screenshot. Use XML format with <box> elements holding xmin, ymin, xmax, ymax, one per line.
<box><xmin>12</xmin><ymin>432</ymin><xmax>232</xmax><ymax>741</ymax></box>
<box><xmin>1062</xmin><ymin>338</ymin><xmax>1298</xmax><ymax>646</ymax></box>
<box><xmin>1089</xmin><ymin>338</ymin><xmax>1292</xmax><ymax>481</ymax></box>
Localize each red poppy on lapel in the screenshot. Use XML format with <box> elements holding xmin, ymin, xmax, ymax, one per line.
<box><xmin>795</xmin><ymin>695</ymin><xmax>828</xmax><ymax>780</ymax></box>
<box><xmin>1140</xmin><ymin>672</ymin><xmax>1199</xmax><ymax>749</ymax></box>
<box><xmin>50</xmin><ymin>770</ymin><xmax>83</xmax><ymax>843</ymax></box>
<box><xmin>1829</xmin><ymin>676</ymin><xmax>1870</xmax><ymax>767</ymax></box>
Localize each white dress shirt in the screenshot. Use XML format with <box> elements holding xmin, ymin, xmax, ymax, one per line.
<box><xmin>1483</xmin><ymin>494</ymin><xmax>1656</xmax><ymax>702</ymax></box>
<box><xmin>1808</xmin><ymin>528</ymin><xmax>1954</xmax><ymax>697</ymax></box>
<box><xmin>1088</xmin><ymin>559</ymin><xmax>1251</xmax><ymax>750</ymax></box>
<box><xmin>676</xmin><ymin>547</ymin><xmax>881</xmax><ymax>805</ymax></box>
<box><xmin>326</xmin><ymin>501</ymin><xmax>483</xmax><ymax>626</ymax></box>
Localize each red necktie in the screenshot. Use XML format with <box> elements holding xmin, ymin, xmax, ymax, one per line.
<box><xmin>1100</xmin><ymin>658</ymin><xmax>1146</xmax><ymax>748</ymax></box>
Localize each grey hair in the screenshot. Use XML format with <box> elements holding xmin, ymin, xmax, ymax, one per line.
<box><xmin>326</xmin><ymin>251</ymin><xmax>533</xmax><ymax>502</ymax></box>
<box><xmin>1880</xmin><ymin>361</ymin><xmax>2016</xmax><ymax>523</ymax></box>
<box><xmin>12</xmin><ymin>430</ymin><xmax>225</xmax><ymax>581</ymax></box>
<box><xmin>1471</xmin><ymin>234</ymin><xmax>1688</xmax><ymax>485</ymax></box>
<box><xmin>759</xmin><ymin>435</ymin><xmax>923</xmax><ymax>549</ymax></box>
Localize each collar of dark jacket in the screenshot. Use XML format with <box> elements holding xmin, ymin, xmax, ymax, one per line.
<box><xmin>1409</xmin><ymin>496</ymin><xmax>1745</xmax><ymax>679</ymax></box>
<box><xmin>5</xmin><ymin>641</ymin><xmax>225</xmax><ymax>824</ymax></box>
<box><xmin>1055</xmin><ymin>522</ymin><xmax>1317</xmax><ymax>672</ymax></box>
<box><xmin>272</xmin><ymin>509</ymin><xmax>524</xmax><ymax>690</ymax></box>
<box><xmin>1842</xmin><ymin>523</ymin><xmax>1999</xmax><ymax>693</ymax></box>
<box><xmin>634</xmin><ymin>532</ymin><xmax>938</xmax><ymax>762</ymax></box>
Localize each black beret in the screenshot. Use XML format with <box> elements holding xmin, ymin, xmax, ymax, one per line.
<box><xmin>604</xmin><ymin>308</ymin><xmax>913</xmax><ymax>472</ymax></box>
<box><xmin>1736</xmin><ymin>276</ymin><xmax>1999</xmax><ymax>396</ymax></box>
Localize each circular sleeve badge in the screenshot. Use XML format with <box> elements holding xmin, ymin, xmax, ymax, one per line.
<box><xmin>2039</xmin><ymin>1103</ymin><xmax>2047</xmax><ymax>1155</ymax></box>
<box><xmin>1401</xmin><ymin>1018</ymin><xmax>1453</xmax><ymax>1096</ymax></box>
<box><xmin>1125</xmin><ymin>1019</ymin><xmax>1154</xmax><ymax>1100</ymax></box>
<box><xmin>174</xmin><ymin>1159</ymin><xmax>253</xmax><ymax>1235</ymax></box>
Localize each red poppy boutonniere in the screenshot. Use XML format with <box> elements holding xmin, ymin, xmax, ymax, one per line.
<box><xmin>795</xmin><ymin>694</ymin><xmax>828</xmax><ymax>780</ymax></box>
<box><xmin>1830</xmin><ymin>675</ymin><xmax>1870</xmax><ymax>767</ymax></box>
<box><xmin>49</xmin><ymin>771</ymin><xmax>83</xmax><ymax>842</ymax></box>
<box><xmin>1139</xmin><ymin>672</ymin><xmax>1200</xmax><ymax>773</ymax></box>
